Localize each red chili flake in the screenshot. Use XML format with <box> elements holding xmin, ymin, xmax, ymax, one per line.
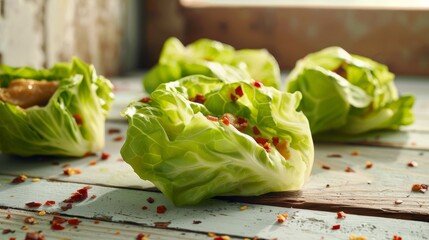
<box><xmin>101</xmin><ymin>152</ymin><xmax>110</xmax><ymax>160</ymax></box>
<box><xmin>235</xmin><ymin>86</ymin><xmax>244</xmax><ymax>97</ymax></box>
<box><xmin>322</xmin><ymin>165</ymin><xmax>331</xmax><ymax>170</ymax></box>
<box><xmin>62</xmin><ymin>163</ymin><xmax>70</xmax><ymax>168</ymax></box>
<box><xmin>51</xmin><ymin>216</ymin><xmax>67</xmax><ymax>225</ymax></box>
<box><xmin>6</xmin><ymin>214</ymin><xmax>11</xmax><ymax>219</ymax></box>
<box><xmin>11</xmin><ymin>175</ymin><xmax>27</xmax><ymax>183</ymax></box>
<box><xmin>255</xmin><ymin>137</ymin><xmax>269</xmax><ymax>145</ymax></box>
<box><xmin>24</xmin><ymin>231</ymin><xmax>46</xmax><ymax>240</ymax></box>
<box><xmin>68</xmin><ymin>218</ymin><xmax>80</xmax><ymax>225</ymax></box>
<box><xmin>272</xmin><ymin>137</ymin><xmax>279</xmax><ymax>146</ymax></box>
<box><xmin>140</xmin><ymin>97</ymin><xmax>152</xmax><ymax>103</ymax></box>
<box><xmin>154</xmin><ymin>221</ymin><xmax>171</xmax><ymax>228</ymax></box>
<box><xmin>136</xmin><ymin>233</ymin><xmax>147</xmax><ymax>240</ymax></box>
<box><xmin>147</xmin><ymin>197</ymin><xmax>155</xmax><ymax>204</ymax></box>
<box><xmin>393</xmin><ymin>235</ymin><xmax>402</xmax><ymax>240</ymax></box>
<box><xmin>207</xmin><ymin>115</ymin><xmax>219</xmax><ymax>121</ymax></box>
<box><xmin>232</xmin><ymin>116</ymin><xmax>248</xmax><ymax>131</ymax></box>
<box><xmin>331</xmin><ymin>224</ymin><xmax>341</xmax><ymax>230</ymax></box>
<box><xmin>345</xmin><ymin>166</ymin><xmax>355</xmax><ymax>173</ymax></box>
<box><xmin>365</xmin><ymin>161</ymin><xmax>373</xmax><ymax>169</ymax></box>
<box><xmin>193</xmin><ymin>220</ymin><xmax>202</xmax><ymax>224</ymax></box>
<box><xmin>44</xmin><ymin>200</ymin><xmax>55</xmax><ymax>206</ymax></box>
<box><xmin>113</xmin><ymin>135</ymin><xmax>124</xmax><ymax>141</ymax></box>
<box><xmin>83</xmin><ymin>152</ymin><xmax>96</xmax><ymax>157</ymax></box>
<box><xmin>89</xmin><ymin>160</ymin><xmax>97</xmax><ymax>165</ymax></box>
<box><xmin>142</xmin><ymin>206</ymin><xmax>148</xmax><ymax>210</ymax></box>
<box><xmin>327</xmin><ymin>154</ymin><xmax>342</xmax><ymax>158</ymax></box>
<box><xmin>51</xmin><ymin>222</ymin><xmax>65</xmax><ymax>230</ymax></box>
<box><xmin>230</xmin><ymin>93</ymin><xmax>238</xmax><ymax>102</ymax></box>
<box><xmin>25</xmin><ymin>202</ymin><xmax>42</xmax><ymax>208</ymax></box>
<box><xmin>253</xmin><ymin>80</ymin><xmax>264</xmax><ymax>88</ymax></box>
<box><xmin>263</xmin><ymin>142</ymin><xmax>271</xmax><ymax>152</ymax></box>
<box><xmin>276</xmin><ymin>213</ymin><xmax>288</xmax><ymax>223</ymax></box>
<box><xmin>10</xmin><ymin>237</ymin><xmax>17</xmax><ymax>240</ymax></box>
<box><xmin>24</xmin><ymin>216</ymin><xmax>36</xmax><ymax>224</ymax></box>
<box><xmin>222</xmin><ymin>115</ymin><xmax>230</xmax><ymax>126</ymax></box>
<box><xmin>108</xmin><ymin>128</ymin><xmax>121</xmax><ymax>134</ymax></box>
<box><xmin>63</xmin><ymin>168</ymin><xmax>81</xmax><ymax>176</ymax></box>
<box><xmin>412</xmin><ymin>183</ymin><xmax>428</xmax><ymax>193</ymax></box>
<box><xmin>63</xmin><ymin>187</ymin><xmax>89</xmax><ymax>203</ymax></box>
<box><xmin>60</xmin><ymin>203</ymin><xmax>72</xmax><ymax>211</ymax></box>
<box><xmin>73</xmin><ymin>113</ymin><xmax>83</xmax><ymax>125</ymax></box>
<box><xmin>156</xmin><ymin>205</ymin><xmax>167</xmax><ymax>214</ymax></box>
<box><xmin>208</xmin><ymin>232</ymin><xmax>217</xmax><ymax>237</ymax></box>
<box><xmin>214</xmin><ymin>237</ymin><xmax>231</xmax><ymax>240</ymax></box>
<box><xmin>94</xmin><ymin>220</ymin><xmax>100</xmax><ymax>224</ymax></box>
<box><xmin>90</xmin><ymin>194</ymin><xmax>97</xmax><ymax>199</ymax></box>
<box><xmin>252</xmin><ymin>126</ymin><xmax>261</xmax><ymax>135</ymax></box>
<box><xmin>189</xmin><ymin>93</ymin><xmax>206</xmax><ymax>104</ymax></box>
<box><xmin>336</xmin><ymin>211</ymin><xmax>346</xmax><ymax>219</ymax></box>
<box><xmin>407</xmin><ymin>161</ymin><xmax>418</xmax><ymax>167</ymax></box>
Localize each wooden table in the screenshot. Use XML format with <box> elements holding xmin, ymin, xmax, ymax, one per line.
<box><xmin>1</xmin><ymin>74</ymin><xmax>428</xmax><ymax>240</ymax></box>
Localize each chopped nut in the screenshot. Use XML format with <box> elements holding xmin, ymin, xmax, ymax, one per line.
<box><xmin>345</xmin><ymin>166</ymin><xmax>355</xmax><ymax>173</ymax></box>
<box><xmin>365</xmin><ymin>161</ymin><xmax>373</xmax><ymax>169</ymax></box>
<box><xmin>38</xmin><ymin>211</ymin><xmax>46</xmax><ymax>216</ymax></box>
<box><xmin>276</xmin><ymin>213</ymin><xmax>288</xmax><ymax>223</ymax></box>
<box><xmin>31</xmin><ymin>178</ymin><xmax>41</xmax><ymax>182</ymax></box>
<box><xmin>349</xmin><ymin>234</ymin><xmax>368</xmax><ymax>240</ymax></box>
<box><xmin>350</xmin><ymin>151</ymin><xmax>360</xmax><ymax>156</ymax></box>
<box><xmin>239</xmin><ymin>205</ymin><xmax>248</xmax><ymax>211</ymax></box>
<box><xmin>394</xmin><ymin>199</ymin><xmax>403</xmax><ymax>205</ymax></box>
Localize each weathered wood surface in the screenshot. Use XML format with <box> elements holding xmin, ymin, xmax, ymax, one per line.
<box><xmin>1</xmin><ymin>177</ymin><xmax>428</xmax><ymax>240</ymax></box>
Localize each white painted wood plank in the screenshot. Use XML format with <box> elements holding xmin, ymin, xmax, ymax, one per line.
<box><xmin>0</xmin><ymin>177</ymin><xmax>428</xmax><ymax>240</ymax></box>
<box><xmin>0</xmin><ymin>208</ymin><xmax>218</xmax><ymax>240</ymax></box>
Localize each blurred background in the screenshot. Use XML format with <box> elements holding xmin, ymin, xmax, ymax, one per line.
<box><xmin>0</xmin><ymin>0</ymin><xmax>428</xmax><ymax>77</ymax></box>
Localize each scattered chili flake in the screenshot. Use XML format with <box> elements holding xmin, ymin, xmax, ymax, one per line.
<box><xmin>336</xmin><ymin>211</ymin><xmax>346</xmax><ymax>219</ymax></box>
<box><xmin>322</xmin><ymin>165</ymin><xmax>331</xmax><ymax>170</ymax></box>
<box><xmin>208</xmin><ymin>232</ymin><xmax>217</xmax><ymax>237</ymax></box>
<box><xmin>147</xmin><ymin>197</ymin><xmax>155</xmax><ymax>204</ymax></box>
<box><xmin>394</xmin><ymin>199</ymin><xmax>403</xmax><ymax>205</ymax></box>
<box><xmin>253</xmin><ymin>80</ymin><xmax>263</xmax><ymax>88</ymax></box>
<box><xmin>37</xmin><ymin>211</ymin><xmax>46</xmax><ymax>216</ymax></box>
<box><xmin>67</xmin><ymin>218</ymin><xmax>80</xmax><ymax>225</ymax></box>
<box><xmin>25</xmin><ymin>202</ymin><xmax>42</xmax><ymax>208</ymax></box>
<box><xmin>114</xmin><ymin>231</ymin><xmax>120</xmax><ymax>235</ymax></box>
<box><xmin>83</xmin><ymin>152</ymin><xmax>96</xmax><ymax>157</ymax></box>
<box><xmin>108</xmin><ymin>128</ymin><xmax>121</xmax><ymax>134</ymax></box>
<box><xmin>263</xmin><ymin>142</ymin><xmax>271</xmax><ymax>152</ymax></box>
<box><xmin>239</xmin><ymin>205</ymin><xmax>248</xmax><ymax>211</ymax></box>
<box><xmin>276</xmin><ymin>213</ymin><xmax>288</xmax><ymax>223</ymax></box>
<box><xmin>6</xmin><ymin>214</ymin><xmax>11</xmax><ymax>219</ymax></box>
<box><xmin>73</xmin><ymin>113</ymin><xmax>83</xmax><ymax>125</ymax></box>
<box><xmin>142</xmin><ymin>206</ymin><xmax>148</xmax><ymax>210</ymax></box>
<box><xmin>393</xmin><ymin>235</ymin><xmax>402</xmax><ymax>240</ymax></box>
<box><xmin>24</xmin><ymin>231</ymin><xmax>46</xmax><ymax>240</ymax></box>
<box><xmin>51</xmin><ymin>216</ymin><xmax>67</xmax><ymax>225</ymax></box>
<box><xmin>63</xmin><ymin>168</ymin><xmax>81</xmax><ymax>176</ymax></box>
<box><xmin>156</xmin><ymin>205</ymin><xmax>167</xmax><ymax>214</ymax></box>
<box><xmin>189</xmin><ymin>93</ymin><xmax>206</xmax><ymax>104</ymax></box>
<box><xmin>235</xmin><ymin>86</ymin><xmax>244</xmax><ymax>97</ymax></box>
<box><xmin>407</xmin><ymin>161</ymin><xmax>418</xmax><ymax>167</ymax></box>
<box><xmin>222</xmin><ymin>115</ymin><xmax>230</xmax><ymax>126</ymax></box>
<box><xmin>214</xmin><ymin>236</ymin><xmax>231</xmax><ymax>240</ymax></box>
<box><xmin>63</xmin><ymin>187</ymin><xmax>89</xmax><ymax>203</ymax></box>
<box><xmin>89</xmin><ymin>160</ymin><xmax>97</xmax><ymax>165</ymax></box>
<box><xmin>207</xmin><ymin>115</ymin><xmax>218</xmax><ymax>121</ymax></box>
<box><xmin>10</xmin><ymin>237</ymin><xmax>17</xmax><ymax>240</ymax></box>
<box><xmin>345</xmin><ymin>167</ymin><xmax>355</xmax><ymax>173</ymax></box>
<box><xmin>331</xmin><ymin>224</ymin><xmax>341</xmax><ymax>230</ymax></box>
<box><xmin>365</xmin><ymin>161</ymin><xmax>373</xmax><ymax>169</ymax></box>
<box><xmin>11</xmin><ymin>175</ymin><xmax>27</xmax><ymax>183</ymax></box>
<box><xmin>230</xmin><ymin>93</ymin><xmax>238</xmax><ymax>102</ymax></box>
<box><xmin>62</xmin><ymin>163</ymin><xmax>70</xmax><ymax>168</ymax></box>
<box><xmin>272</xmin><ymin>137</ymin><xmax>279</xmax><ymax>146</ymax></box>
<box><xmin>44</xmin><ymin>200</ymin><xmax>55</xmax><ymax>206</ymax></box>
<box><xmin>193</xmin><ymin>220</ymin><xmax>202</xmax><ymax>224</ymax></box>
<box><xmin>101</xmin><ymin>152</ymin><xmax>110</xmax><ymax>160</ymax></box>
<box><xmin>24</xmin><ymin>216</ymin><xmax>36</xmax><ymax>225</ymax></box>
<box><xmin>136</xmin><ymin>233</ymin><xmax>149</xmax><ymax>240</ymax></box>
<box><xmin>90</xmin><ymin>194</ymin><xmax>97</xmax><ymax>199</ymax></box>
<box><xmin>51</xmin><ymin>223</ymin><xmax>65</xmax><ymax>230</ymax></box>
<box><xmin>113</xmin><ymin>135</ymin><xmax>124</xmax><ymax>141</ymax></box>
<box><xmin>411</xmin><ymin>183</ymin><xmax>428</xmax><ymax>193</ymax></box>
<box><xmin>140</xmin><ymin>97</ymin><xmax>152</xmax><ymax>103</ymax></box>
<box><xmin>350</xmin><ymin>151</ymin><xmax>360</xmax><ymax>156</ymax></box>
<box><xmin>255</xmin><ymin>137</ymin><xmax>269</xmax><ymax>145</ymax></box>
<box><xmin>60</xmin><ymin>204</ymin><xmax>72</xmax><ymax>211</ymax></box>
<box><xmin>94</xmin><ymin>220</ymin><xmax>100</xmax><ymax>224</ymax></box>
<box><xmin>327</xmin><ymin>154</ymin><xmax>342</xmax><ymax>158</ymax></box>
<box><xmin>2</xmin><ymin>229</ymin><xmax>15</xmax><ymax>234</ymax></box>
<box><xmin>21</xmin><ymin>226</ymin><xmax>29</xmax><ymax>230</ymax></box>
<box><xmin>252</xmin><ymin>126</ymin><xmax>261</xmax><ymax>135</ymax></box>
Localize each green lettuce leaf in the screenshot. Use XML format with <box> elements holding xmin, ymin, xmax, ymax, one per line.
<box><xmin>0</xmin><ymin>58</ymin><xmax>114</xmax><ymax>157</ymax></box>
<box><xmin>121</xmin><ymin>75</ymin><xmax>313</xmax><ymax>206</ymax></box>
<box><xmin>143</xmin><ymin>37</ymin><xmax>281</xmax><ymax>93</ymax></box>
<box><xmin>286</xmin><ymin>47</ymin><xmax>414</xmax><ymax>135</ymax></box>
